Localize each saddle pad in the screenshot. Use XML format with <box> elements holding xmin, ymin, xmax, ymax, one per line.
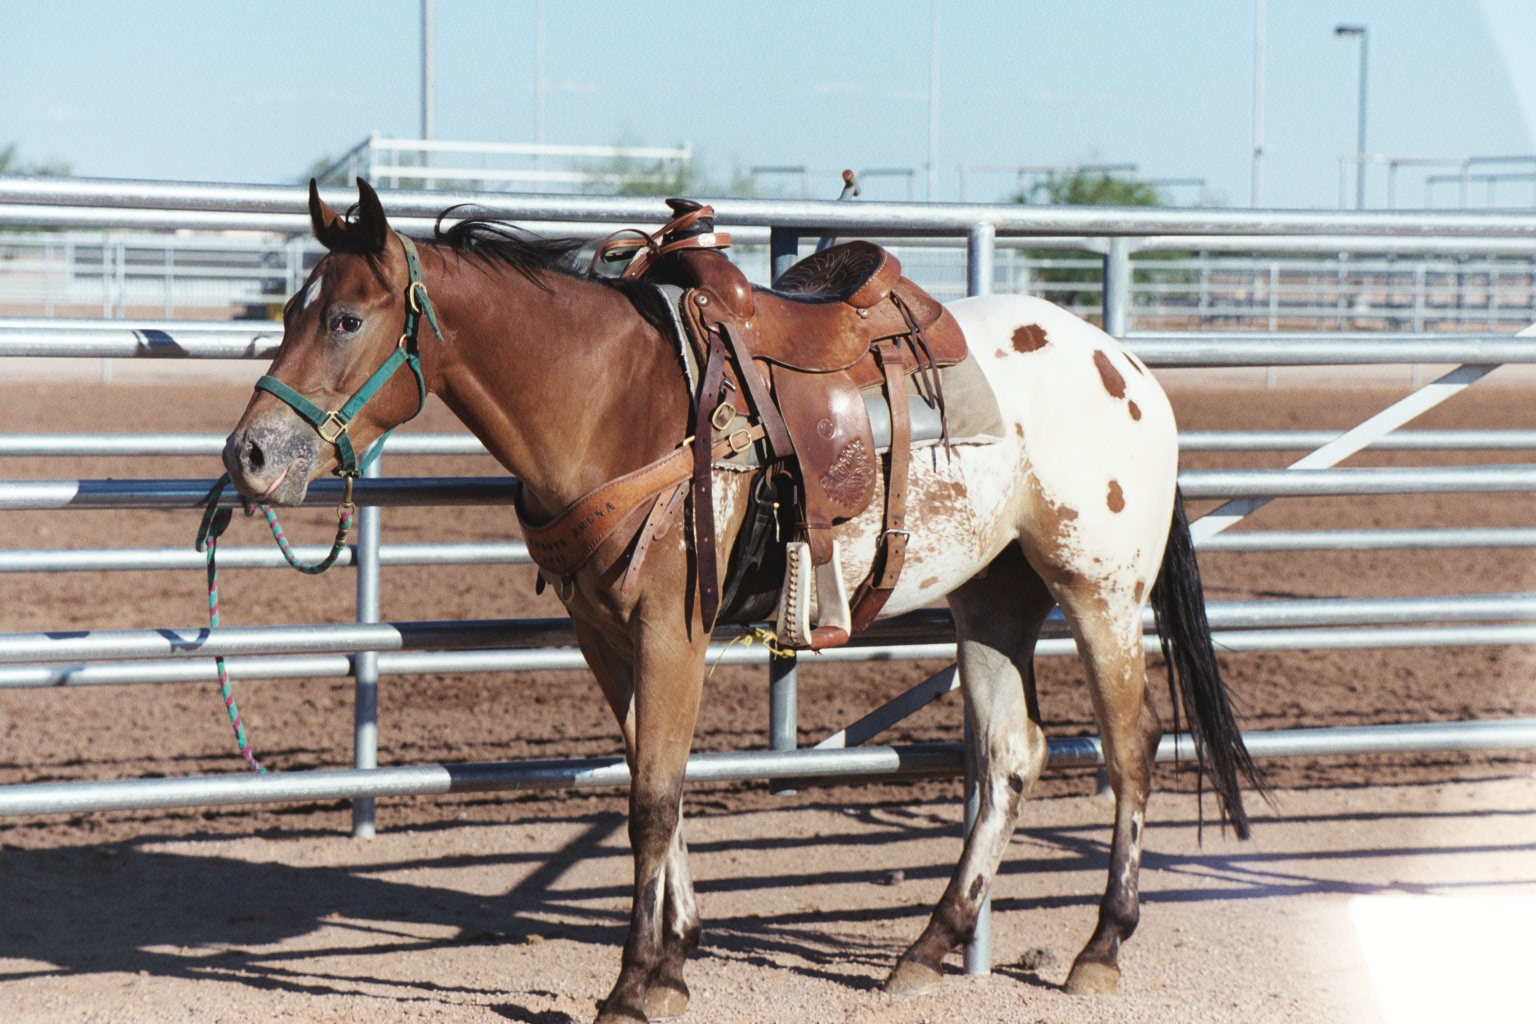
<box><xmin>861</xmin><ymin>351</ymin><xmax>1005</xmax><ymax>452</ymax></box>
<box><xmin>717</xmin><ymin>352</ymin><xmax>1005</xmax><ymax>469</ymax></box>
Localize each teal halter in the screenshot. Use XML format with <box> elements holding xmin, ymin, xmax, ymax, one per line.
<box><xmin>254</xmin><ymin>233</ymin><xmax>441</xmax><ymax>478</ymax></box>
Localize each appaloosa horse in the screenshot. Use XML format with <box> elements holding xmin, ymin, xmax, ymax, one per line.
<box><xmin>223</xmin><ymin>180</ymin><xmax>1259</xmax><ymax>1020</ymax></box>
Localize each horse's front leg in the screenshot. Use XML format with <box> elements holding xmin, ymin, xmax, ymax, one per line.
<box><xmin>593</xmin><ymin>620</ymin><xmax>706</xmax><ymax>1024</ymax></box>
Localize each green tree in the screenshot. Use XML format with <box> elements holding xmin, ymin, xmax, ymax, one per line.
<box><xmin>1015</xmin><ymin>169</ymin><xmax>1166</xmax><ymax>316</ymax></box>
<box><xmin>301</xmin><ymin>154</ymin><xmax>352</xmax><ymax>186</ymax></box>
<box><xmin>0</xmin><ymin>143</ymin><xmax>71</xmax><ymax>177</ymax></box>
<box><xmin>1020</xmin><ymin>169</ymin><xmax>1163</xmax><ymax>207</ymax></box>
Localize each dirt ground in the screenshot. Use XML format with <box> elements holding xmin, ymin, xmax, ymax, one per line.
<box><xmin>1</xmin><ymin>380</ymin><xmax>1535</xmax><ymax>1022</ymax></box>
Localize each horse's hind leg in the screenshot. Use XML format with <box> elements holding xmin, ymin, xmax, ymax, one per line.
<box><xmin>885</xmin><ymin>546</ymin><xmax>1054</xmax><ymax>995</ymax></box>
<box><xmin>1053</xmin><ymin>581</ymin><xmax>1164</xmax><ymax>995</ymax></box>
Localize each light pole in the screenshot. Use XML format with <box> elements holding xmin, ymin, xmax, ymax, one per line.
<box><xmin>421</xmin><ymin>0</ymin><xmax>436</xmax><ymax>141</ymax></box>
<box><xmin>1251</xmin><ymin>0</ymin><xmax>1265</xmax><ymax>207</ymax></box>
<box><xmin>927</xmin><ymin>0</ymin><xmax>940</xmax><ymax>202</ymax></box>
<box><xmin>1335</xmin><ymin>24</ymin><xmax>1368</xmax><ymax>209</ymax></box>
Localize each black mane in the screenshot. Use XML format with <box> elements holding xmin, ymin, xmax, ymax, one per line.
<box><xmin>426</xmin><ymin>214</ymin><xmax>673</xmax><ymax>338</ymax></box>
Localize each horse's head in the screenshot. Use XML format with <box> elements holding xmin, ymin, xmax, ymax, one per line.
<box><xmin>223</xmin><ymin>178</ymin><xmax>429</xmax><ymax>505</ymax></box>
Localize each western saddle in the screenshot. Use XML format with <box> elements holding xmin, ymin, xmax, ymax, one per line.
<box><xmin>518</xmin><ymin>200</ymin><xmax>968</xmax><ymax>650</ymax></box>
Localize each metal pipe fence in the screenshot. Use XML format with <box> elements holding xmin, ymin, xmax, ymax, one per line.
<box><xmin>4</xmin><ymin>183</ymin><xmax>1536</xmax><ymax>977</ymax></box>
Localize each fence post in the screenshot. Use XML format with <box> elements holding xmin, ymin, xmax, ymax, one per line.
<box><xmin>768</xmin><ymin>654</ymin><xmax>798</xmax><ymax>796</ymax></box>
<box><xmin>967</xmin><ymin>222</ymin><xmax>995</xmax><ymax>298</ymax></box>
<box><xmin>962</xmin><ymin>222</ymin><xmax>995</xmax><ymax>977</ymax></box>
<box><xmin>351</xmin><ymin>456</ymin><xmax>382</xmax><ymax>838</ymax></box>
<box><xmin>766</xmin><ymin>220</ymin><xmax>802</xmax><ymax>796</ymax></box>
<box><xmin>770</xmin><ymin>228</ymin><xmax>800</xmax><ymax>285</ymax></box>
<box><xmin>1102</xmin><ymin>236</ymin><xmax>1130</xmax><ymax>337</ymax></box>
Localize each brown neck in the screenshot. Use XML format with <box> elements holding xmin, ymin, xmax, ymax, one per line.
<box><xmin>411</xmin><ymin>243</ymin><xmax>690</xmax><ymax>521</ymax></box>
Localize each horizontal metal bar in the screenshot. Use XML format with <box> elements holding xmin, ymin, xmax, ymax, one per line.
<box><xmin>9</xmin><ymin>616</ymin><xmax>1536</xmax><ymax>689</ymax></box>
<box><xmin>5</xmin><ymin>176</ymin><xmax>1536</xmax><ymax>235</ymax></box>
<box><xmin>0</xmin><ymin>206</ymin><xmax>768</xmax><ymax>241</ymax></box>
<box><xmin>1179</xmin><ymin>464</ymin><xmax>1536</xmax><ymax>498</ymax></box>
<box><xmin>0</xmin><ymin>319</ymin><xmax>281</xmax><ymax>359</ymax></box>
<box><xmin>0</xmin><ymin>433</ymin><xmax>489</xmax><ymax>457</ymax></box>
<box><xmin>1132</xmin><ymin>234</ymin><xmax>1536</xmax><ymax>255</ymax></box>
<box><xmin>0</xmin><ymin>541</ymin><xmax>531</xmax><ymax>573</ymax></box>
<box><xmin>0</xmin><ymin>609</ymin><xmax>955</xmax><ymax>666</ymax></box>
<box><xmin>1125</xmin><ymin>333</ymin><xmax>1534</xmax><ymax>365</ymax></box>
<box><xmin>8</xmin><ymin>429</ymin><xmax>1535</xmax><ymax>459</ymax></box>
<box><xmin>2</xmin><ymin>717</ymin><xmax>1532</xmax><ymax>817</ymax></box>
<box><xmin>8</xmin><ymin>592</ymin><xmax>1536</xmax><ymax>667</ymax></box>
<box><xmin>7</xmin><ymin>464</ymin><xmax>1533</xmax><ymax>511</ymax></box>
<box><xmin>0</xmin><ymin>476</ymin><xmax>519</xmax><ymax>510</ymax></box>
<box><xmin>1196</xmin><ymin>623</ymin><xmax>1536</xmax><ymax>651</ymax></box>
<box><xmin>1196</xmin><ymin>528</ymin><xmax>1536</xmax><ymax>551</ymax></box>
<box><xmin>0</xmin><ymin>641</ymin><xmax>964</xmax><ymax>689</ymax></box>
<box><xmin>1179</xmin><ymin>430</ymin><xmax>1536</xmax><ymax>451</ymax></box>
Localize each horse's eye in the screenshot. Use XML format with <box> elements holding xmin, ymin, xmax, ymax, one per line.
<box><xmin>333</xmin><ymin>314</ymin><xmax>363</xmax><ymax>334</ymax></box>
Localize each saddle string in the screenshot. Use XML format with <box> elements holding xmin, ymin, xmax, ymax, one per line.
<box><xmin>891</xmin><ymin>292</ymin><xmax>950</xmax><ymax>453</ymax></box>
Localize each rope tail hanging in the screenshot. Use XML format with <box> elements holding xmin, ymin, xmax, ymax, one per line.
<box><xmin>196</xmin><ymin>472</ymin><xmax>358</xmax><ymax>771</ymax></box>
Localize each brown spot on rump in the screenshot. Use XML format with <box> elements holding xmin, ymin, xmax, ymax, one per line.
<box><xmin>1106</xmin><ymin>480</ymin><xmax>1125</xmax><ymax>513</ymax></box>
<box><xmin>994</xmin><ymin>348</ymin><xmax>1009</xmax><ymax>359</ymax></box>
<box><xmin>1092</xmin><ymin>350</ymin><xmax>1126</xmax><ymax>399</ymax></box>
<box><xmin>1127</xmin><ymin>400</ymin><xmax>1142</xmax><ymax>421</ymax></box>
<box><xmin>1011</xmin><ymin>323</ymin><xmax>1049</xmax><ymax>352</ymax></box>
<box><xmin>1014</xmin><ymin>423</ymin><xmax>1024</xmax><ymax>438</ymax></box>
<box><xmin>1133</xmin><ymin>580</ymin><xmax>1145</xmax><ymax>603</ymax></box>
<box><xmin>919</xmin><ymin>576</ymin><xmax>941</xmax><ymax>589</ymax></box>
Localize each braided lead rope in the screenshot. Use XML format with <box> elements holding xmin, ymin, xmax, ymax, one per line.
<box><xmin>197</xmin><ymin>472</ymin><xmax>360</xmax><ymax>770</ymax></box>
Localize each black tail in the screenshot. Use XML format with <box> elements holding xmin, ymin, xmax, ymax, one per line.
<box><xmin>1149</xmin><ymin>488</ymin><xmax>1265</xmax><ymax>839</ymax></box>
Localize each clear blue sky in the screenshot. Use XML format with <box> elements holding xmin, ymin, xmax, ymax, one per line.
<box><xmin>2</xmin><ymin>1</ymin><xmax>1532</xmax><ymax>209</ymax></box>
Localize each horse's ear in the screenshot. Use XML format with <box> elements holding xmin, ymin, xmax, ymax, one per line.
<box><xmin>308</xmin><ymin>179</ymin><xmax>348</xmax><ymax>250</ymax></box>
<box><xmin>354</xmin><ymin>178</ymin><xmax>390</xmax><ymax>254</ymax></box>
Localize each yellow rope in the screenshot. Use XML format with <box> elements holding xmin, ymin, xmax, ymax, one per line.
<box><xmin>707</xmin><ymin>626</ymin><xmax>797</xmax><ymax>677</ymax></box>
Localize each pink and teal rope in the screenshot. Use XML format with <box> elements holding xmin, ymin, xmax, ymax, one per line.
<box><xmin>197</xmin><ymin>473</ymin><xmax>355</xmax><ymax>771</ymax></box>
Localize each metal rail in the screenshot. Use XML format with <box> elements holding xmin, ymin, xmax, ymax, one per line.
<box><xmin>5</xmin><ymin>466</ymin><xmax>1536</xmax><ymax>512</ymax></box>
<box><xmin>1</xmin><ymin>718</ymin><xmax>1531</xmax><ymax>818</ymax></box>
<box><xmin>7</xmin><ymin>593</ymin><xmax>1536</xmax><ymax>666</ymax></box>
<box><xmin>5</xmin><ymin>429</ymin><xmax>1536</xmax><ymax>460</ymax></box>
<box><xmin>12</xmin><ymin>528</ymin><xmax>1536</xmax><ymax>575</ymax></box>
<box><xmin>5</xmin><ymin>320</ymin><xmax>1535</xmax><ymax>367</ymax></box>
<box><xmin>0</xmin><ymin>542</ymin><xmax>530</xmax><ymax>573</ymax></box>
<box><xmin>0</xmin><ymin>432</ymin><xmax>491</xmax><ymax>458</ymax></box>
<box><xmin>3</xmin><ymin>175</ymin><xmax>1536</xmax><ymax>235</ymax></box>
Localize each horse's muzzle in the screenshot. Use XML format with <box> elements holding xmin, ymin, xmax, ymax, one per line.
<box><xmin>222</xmin><ymin>420</ymin><xmax>317</xmax><ymax>506</ymax></box>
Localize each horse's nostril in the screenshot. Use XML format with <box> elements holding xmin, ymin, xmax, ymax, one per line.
<box><xmin>247</xmin><ymin>440</ymin><xmax>265</xmax><ymax>472</ymax></box>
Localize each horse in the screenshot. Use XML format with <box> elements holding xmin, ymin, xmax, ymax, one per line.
<box><xmin>222</xmin><ymin>179</ymin><xmax>1260</xmax><ymax>1020</ymax></box>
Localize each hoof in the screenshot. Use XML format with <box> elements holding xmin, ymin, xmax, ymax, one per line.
<box><xmin>642</xmin><ymin>983</ymin><xmax>690</xmax><ymax>1021</ymax></box>
<box><xmin>1063</xmin><ymin>959</ymin><xmax>1120</xmax><ymax>995</ymax></box>
<box><xmin>883</xmin><ymin>958</ymin><xmax>943</xmax><ymax>997</ymax></box>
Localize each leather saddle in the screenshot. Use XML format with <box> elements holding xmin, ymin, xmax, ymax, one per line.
<box><xmin>598</xmin><ymin>200</ymin><xmax>968</xmax><ymax>649</ymax></box>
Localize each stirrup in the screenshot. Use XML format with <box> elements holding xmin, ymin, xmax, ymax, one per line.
<box><xmin>774</xmin><ymin>540</ymin><xmax>853</xmax><ymax>650</ymax></box>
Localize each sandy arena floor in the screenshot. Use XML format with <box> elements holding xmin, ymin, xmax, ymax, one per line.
<box><xmin>1</xmin><ymin>380</ymin><xmax>1535</xmax><ymax>1022</ymax></box>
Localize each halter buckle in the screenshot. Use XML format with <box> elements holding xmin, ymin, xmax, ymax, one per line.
<box><xmin>728</xmin><ymin>429</ymin><xmax>754</xmax><ymax>454</ymax></box>
<box><xmin>317</xmin><ymin>411</ymin><xmax>348</xmax><ymax>445</ymax></box>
